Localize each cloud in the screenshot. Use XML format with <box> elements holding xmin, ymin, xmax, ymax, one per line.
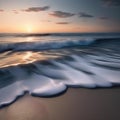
<box><xmin>12</xmin><ymin>10</ymin><xmax>19</xmax><ymax>14</ymax></box>
<box><xmin>0</xmin><ymin>9</ymin><xmax>4</xmax><ymax>12</ymax></box>
<box><xmin>78</xmin><ymin>12</ymin><xmax>94</xmax><ymax>18</ymax></box>
<box><xmin>102</xmin><ymin>0</ymin><xmax>120</xmax><ymax>6</ymax></box>
<box><xmin>49</xmin><ymin>11</ymin><xmax>75</xmax><ymax>18</ymax></box>
<box><xmin>22</xmin><ymin>6</ymin><xmax>50</xmax><ymax>12</ymax></box>
<box><xmin>99</xmin><ymin>17</ymin><xmax>109</xmax><ymax>20</ymax></box>
<box><xmin>56</xmin><ymin>22</ymin><xmax>70</xmax><ymax>24</ymax></box>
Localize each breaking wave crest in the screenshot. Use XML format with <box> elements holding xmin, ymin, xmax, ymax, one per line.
<box><xmin>0</xmin><ymin>38</ymin><xmax>95</xmax><ymax>53</ymax></box>
<box><xmin>0</xmin><ymin>37</ymin><xmax>119</xmax><ymax>53</ymax></box>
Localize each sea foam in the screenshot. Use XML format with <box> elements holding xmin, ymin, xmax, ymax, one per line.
<box><xmin>0</xmin><ymin>35</ymin><xmax>120</xmax><ymax>108</ymax></box>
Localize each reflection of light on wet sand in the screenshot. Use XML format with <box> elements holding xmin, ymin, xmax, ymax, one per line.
<box><xmin>0</xmin><ymin>95</ymin><xmax>49</xmax><ymax>120</ymax></box>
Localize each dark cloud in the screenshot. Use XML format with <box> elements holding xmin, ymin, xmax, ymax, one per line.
<box><xmin>49</xmin><ymin>11</ymin><xmax>75</xmax><ymax>18</ymax></box>
<box><xmin>22</xmin><ymin>6</ymin><xmax>50</xmax><ymax>12</ymax></box>
<box><xmin>56</xmin><ymin>22</ymin><xmax>69</xmax><ymax>24</ymax></box>
<box><xmin>78</xmin><ymin>12</ymin><xmax>94</xmax><ymax>18</ymax></box>
<box><xmin>102</xmin><ymin>0</ymin><xmax>120</xmax><ymax>6</ymax></box>
<box><xmin>0</xmin><ymin>9</ymin><xmax>4</xmax><ymax>12</ymax></box>
<box><xmin>99</xmin><ymin>17</ymin><xmax>109</xmax><ymax>20</ymax></box>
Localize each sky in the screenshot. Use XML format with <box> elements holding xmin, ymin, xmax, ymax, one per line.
<box><xmin>0</xmin><ymin>0</ymin><xmax>120</xmax><ymax>33</ymax></box>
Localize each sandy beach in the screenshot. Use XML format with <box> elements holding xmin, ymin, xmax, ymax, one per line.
<box><xmin>0</xmin><ymin>87</ymin><xmax>120</xmax><ymax>120</ymax></box>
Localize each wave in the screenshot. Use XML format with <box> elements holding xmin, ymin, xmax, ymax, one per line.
<box><xmin>0</xmin><ymin>38</ymin><xmax>120</xmax><ymax>53</ymax></box>
<box><xmin>0</xmin><ymin>37</ymin><xmax>120</xmax><ymax>108</ymax></box>
<box><xmin>0</xmin><ymin>38</ymin><xmax>95</xmax><ymax>53</ymax></box>
<box><xmin>0</xmin><ymin>51</ymin><xmax>120</xmax><ymax>108</ymax></box>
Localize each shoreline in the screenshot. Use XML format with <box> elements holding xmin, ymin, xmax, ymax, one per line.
<box><xmin>0</xmin><ymin>87</ymin><xmax>120</xmax><ymax>120</ymax></box>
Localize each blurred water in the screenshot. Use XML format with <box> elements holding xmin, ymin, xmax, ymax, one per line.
<box><xmin>0</xmin><ymin>33</ymin><xmax>120</xmax><ymax>108</ymax></box>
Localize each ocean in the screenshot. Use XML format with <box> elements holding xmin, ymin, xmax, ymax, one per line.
<box><xmin>0</xmin><ymin>33</ymin><xmax>120</xmax><ymax>108</ymax></box>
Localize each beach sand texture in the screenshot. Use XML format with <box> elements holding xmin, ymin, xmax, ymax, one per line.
<box><xmin>0</xmin><ymin>88</ymin><xmax>120</xmax><ymax>120</ymax></box>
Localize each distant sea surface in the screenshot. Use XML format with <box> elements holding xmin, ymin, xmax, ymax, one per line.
<box><xmin>0</xmin><ymin>33</ymin><xmax>120</xmax><ymax>108</ymax></box>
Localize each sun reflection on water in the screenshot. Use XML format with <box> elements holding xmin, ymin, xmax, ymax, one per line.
<box><xmin>26</xmin><ymin>37</ymin><xmax>33</xmax><ymax>42</ymax></box>
<box><xmin>0</xmin><ymin>50</ymin><xmax>61</xmax><ymax>68</ymax></box>
<box><xmin>23</xmin><ymin>52</ymin><xmax>32</xmax><ymax>61</ymax></box>
<box><xmin>22</xmin><ymin>51</ymin><xmax>44</xmax><ymax>64</ymax></box>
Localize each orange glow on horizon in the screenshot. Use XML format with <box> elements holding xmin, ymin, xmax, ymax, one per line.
<box><xmin>0</xmin><ymin>23</ymin><xmax>118</xmax><ymax>33</ymax></box>
<box><xmin>0</xmin><ymin>0</ymin><xmax>119</xmax><ymax>33</ymax></box>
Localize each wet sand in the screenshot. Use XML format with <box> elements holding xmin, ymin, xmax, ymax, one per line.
<box><xmin>0</xmin><ymin>88</ymin><xmax>120</xmax><ymax>120</ymax></box>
